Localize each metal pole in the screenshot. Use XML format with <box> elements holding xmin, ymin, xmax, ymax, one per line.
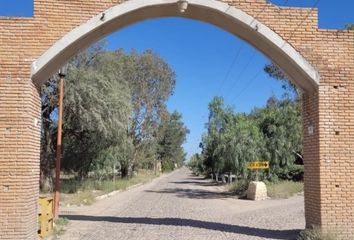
<box><xmin>53</xmin><ymin>74</ymin><xmax>65</xmax><ymax>219</ymax></box>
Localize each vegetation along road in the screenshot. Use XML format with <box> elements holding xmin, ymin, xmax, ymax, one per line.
<box><xmin>59</xmin><ymin>167</ymin><xmax>304</xmax><ymax>240</ymax></box>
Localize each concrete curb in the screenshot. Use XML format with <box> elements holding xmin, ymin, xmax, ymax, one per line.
<box><xmin>95</xmin><ymin>180</ymin><xmax>150</xmax><ymax>201</ymax></box>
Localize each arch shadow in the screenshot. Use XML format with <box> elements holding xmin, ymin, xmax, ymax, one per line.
<box><xmin>61</xmin><ymin>215</ymin><xmax>301</xmax><ymax>239</ymax></box>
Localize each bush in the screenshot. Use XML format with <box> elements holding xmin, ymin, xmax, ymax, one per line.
<box><xmin>278</xmin><ymin>164</ymin><xmax>304</xmax><ymax>181</ymax></box>
<box><xmin>53</xmin><ymin>217</ymin><xmax>69</xmax><ymax>239</ymax></box>
<box><xmin>60</xmin><ymin>169</ymin><xmax>157</xmax><ymax>205</ymax></box>
<box><xmin>297</xmin><ymin>227</ymin><xmax>337</xmax><ymax>240</ymax></box>
<box><xmin>162</xmin><ymin>159</ymin><xmax>174</xmax><ymax>172</ymax></box>
<box><xmin>227</xmin><ymin>179</ymin><xmax>249</xmax><ymax>196</ymax></box>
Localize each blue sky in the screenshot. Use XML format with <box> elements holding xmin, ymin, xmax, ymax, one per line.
<box><xmin>1</xmin><ymin>0</ymin><xmax>353</xmax><ymax>158</ymax></box>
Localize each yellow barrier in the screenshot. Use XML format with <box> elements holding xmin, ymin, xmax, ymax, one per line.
<box><xmin>38</xmin><ymin>196</ymin><xmax>54</xmax><ymax>238</ymax></box>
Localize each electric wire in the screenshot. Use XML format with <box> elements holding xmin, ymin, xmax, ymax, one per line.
<box><xmin>230</xmin><ymin>0</ymin><xmax>319</xmax><ymax>104</ymax></box>
<box><xmin>217</xmin><ymin>2</ymin><xmax>269</xmax><ymax>97</ymax></box>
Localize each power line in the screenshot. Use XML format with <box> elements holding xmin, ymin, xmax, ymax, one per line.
<box><xmin>217</xmin><ymin>2</ymin><xmax>269</xmax><ymax>97</ymax></box>
<box><xmin>229</xmin><ymin>68</ymin><xmax>263</xmax><ymax>103</ymax></box>
<box><xmin>223</xmin><ymin>50</ymin><xmax>257</xmax><ymax>100</ymax></box>
<box><xmin>231</xmin><ymin>0</ymin><xmax>320</xmax><ymax>104</ymax></box>
<box><xmin>283</xmin><ymin>0</ymin><xmax>320</xmax><ymax>44</ymax></box>
<box><xmin>217</xmin><ymin>43</ymin><xmax>244</xmax><ymax>95</ymax></box>
<box><xmin>221</xmin><ymin>0</ymin><xmax>318</xmax><ymax>104</ymax></box>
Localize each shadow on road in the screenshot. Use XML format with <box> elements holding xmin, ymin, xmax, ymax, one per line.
<box><xmin>145</xmin><ymin>174</ymin><xmax>234</xmax><ymax>199</ymax></box>
<box><xmin>61</xmin><ymin>215</ymin><xmax>301</xmax><ymax>240</ymax></box>
<box><xmin>145</xmin><ymin>187</ymin><xmax>234</xmax><ymax>199</ymax></box>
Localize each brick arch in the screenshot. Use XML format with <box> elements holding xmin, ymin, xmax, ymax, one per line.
<box><xmin>0</xmin><ymin>0</ymin><xmax>353</xmax><ymax>239</ymax></box>
<box><xmin>31</xmin><ymin>0</ymin><xmax>319</xmax><ymax>91</ymax></box>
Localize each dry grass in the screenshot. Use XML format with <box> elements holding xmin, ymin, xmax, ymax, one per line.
<box><xmin>52</xmin><ymin>217</ymin><xmax>69</xmax><ymax>239</ymax></box>
<box><xmin>59</xmin><ymin>169</ymin><xmax>158</xmax><ymax>206</ymax></box>
<box><xmin>267</xmin><ymin>181</ymin><xmax>303</xmax><ymax>199</ymax></box>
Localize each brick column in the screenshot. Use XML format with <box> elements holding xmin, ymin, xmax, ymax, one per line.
<box><xmin>302</xmin><ymin>91</ymin><xmax>322</xmax><ymax>228</ymax></box>
<box><xmin>0</xmin><ymin>80</ymin><xmax>41</xmax><ymax>239</ymax></box>
<box><xmin>317</xmin><ymin>80</ymin><xmax>354</xmax><ymax>238</ymax></box>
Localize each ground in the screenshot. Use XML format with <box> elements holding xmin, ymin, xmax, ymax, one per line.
<box><xmin>59</xmin><ymin>167</ymin><xmax>305</xmax><ymax>240</ymax></box>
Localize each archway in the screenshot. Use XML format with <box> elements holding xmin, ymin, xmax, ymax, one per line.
<box><xmin>0</xmin><ymin>0</ymin><xmax>353</xmax><ymax>239</ymax></box>
<box><xmin>31</xmin><ymin>0</ymin><xmax>319</xmax><ymax>91</ymax></box>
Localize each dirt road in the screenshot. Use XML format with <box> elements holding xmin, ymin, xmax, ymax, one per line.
<box><xmin>59</xmin><ymin>167</ymin><xmax>304</xmax><ymax>240</ymax></box>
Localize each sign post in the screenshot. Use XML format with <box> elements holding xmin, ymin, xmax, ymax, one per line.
<box><xmin>247</xmin><ymin>161</ymin><xmax>270</xmax><ymax>181</ymax></box>
<box><xmin>246</xmin><ymin>161</ymin><xmax>270</xmax><ymax>201</ymax></box>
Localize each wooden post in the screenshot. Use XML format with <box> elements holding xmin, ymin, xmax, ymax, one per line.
<box><xmin>53</xmin><ymin>69</ymin><xmax>66</xmax><ymax>219</ymax></box>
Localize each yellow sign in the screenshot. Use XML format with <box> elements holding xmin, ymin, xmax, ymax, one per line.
<box><xmin>247</xmin><ymin>161</ymin><xmax>269</xmax><ymax>169</ymax></box>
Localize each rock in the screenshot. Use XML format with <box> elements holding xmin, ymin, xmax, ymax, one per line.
<box><xmin>247</xmin><ymin>181</ymin><xmax>267</xmax><ymax>201</ymax></box>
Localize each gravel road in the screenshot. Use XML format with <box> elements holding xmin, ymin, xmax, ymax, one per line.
<box><xmin>59</xmin><ymin>167</ymin><xmax>305</xmax><ymax>240</ymax></box>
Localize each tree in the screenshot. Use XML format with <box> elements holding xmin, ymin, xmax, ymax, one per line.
<box><xmin>40</xmin><ymin>76</ymin><xmax>60</xmax><ymax>190</ymax></box>
<box><xmin>188</xmin><ymin>153</ymin><xmax>204</xmax><ymax>175</ymax></box>
<box><xmin>264</xmin><ymin>63</ymin><xmax>298</xmax><ymax>95</ymax></box>
<box><xmin>121</xmin><ymin>49</ymin><xmax>176</xmax><ymax>170</ymax></box>
<box><xmin>40</xmin><ymin>42</ymin><xmax>179</xmax><ymax>185</ymax></box>
<box><xmin>346</xmin><ymin>23</ymin><xmax>354</xmax><ymax>30</ymax></box>
<box><xmin>157</xmin><ymin>111</ymin><xmax>189</xmax><ymax>171</ymax></box>
<box><xmin>253</xmin><ymin>96</ymin><xmax>302</xmax><ymax>179</ymax></box>
<box><xmin>199</xmin><ymin>95</ymin><xmax>302</xmax><ymax>182</ymax></box>
<box><xmin>201</xmin><ymin>96</ymin><xmax>230</xmax><ymax>175</ymax></box>
<box><xmin>62</xmin><ymin>45</ymin><xmax>132</xmax><ymax>178</ymax></box>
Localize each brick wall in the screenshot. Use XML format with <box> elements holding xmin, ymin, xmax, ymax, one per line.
<box><xmin>0</xmin><ymin>0</ymin><xmax>353</xmax><ymax>239</ymax></box>
<box><xmin>0</xmin><ymin>81</ymin><xmax>40</xmax><ymax>239</ymax></box>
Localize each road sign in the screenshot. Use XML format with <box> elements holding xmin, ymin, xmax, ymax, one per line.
<box><xmin>247</xmin><ymin>161</ymin><xmax>269</xmax><ymax>169</ymax></box>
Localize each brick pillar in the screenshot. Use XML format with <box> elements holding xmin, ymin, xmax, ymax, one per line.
<box><xmin>304</xmin><ymin>80</ymin><xmax>354</xmax><ymax>239</ymax></box>
<box><xmin>317</xmin><ymin>80</ymin><xmax>354</xmax><ymax>238</ymax></box>
<box><xmin>302</xmin><ymin>91</ymin><xmax>321</xmax><ymax>228</ymax></box>
<box><xmin>0</xmin><ymin>80</ymin><xmax>41</xmax><ymax>239</ymax></box>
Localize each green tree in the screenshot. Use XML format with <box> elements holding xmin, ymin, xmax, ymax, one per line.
<box><xmin>345</xmin><ymin>23</ymin><xmax>354</xmax><ymax>30</ymax></box>
<box><xmin>62</xmin><ymin>45</ymin><xmax>132</xmax><ymax>178</ymax></box>
<box><xmin>200</xmin><ymin>95</ymin><xmax>302</xmax><ymax>182</ymax></box>
<box><xmin>201</xmin><ymin>96</ymin><xmax>230</xmax><ymax>175</ymax></box>
<box><xmin>121</xmin><ymin>50</ymin><xmax>176</xmax><ymax>169</ymax></box>
<box><xmin>157</xmin><ymin>111</ymin><xmax>189</xmax><ymax>171</ymax></box>
<box><xmin>40</xmin><ymin>42</ymin><xmax>179</xmax><ymax>184</ymax></box>
<box><xmin>188</xmin><ymin>153</ymin><xmax>204</xmax><ymax>175</ymax></box>
<box><xmin>253</xmin><ymin>96</ymin><xmax>302</xmax><ymax>180</ymax></box>
<box><xmin>40</xmin><ymin>76</ymin><xmax>60</xmax><ymax>190</ymax></box>
<box><xmin>215</xmin><ymin>113</ymin><xmax>264</xmax><ymax>179</ymax></box>
<box><xmin>264</xmin><ymin>63</ymin><xmax>298</xmax><ymax>95</ymax></box>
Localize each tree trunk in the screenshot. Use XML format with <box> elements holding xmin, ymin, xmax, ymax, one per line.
<box><xmin>40</xmin><ymin>111</ymin><xmax>54</xmax><ymax>192</ymax></box>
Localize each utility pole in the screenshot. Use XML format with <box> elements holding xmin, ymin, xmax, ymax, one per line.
<box><xmin>53</xmin><ymin>65</ymin><xmax>67</xmax><ymax>219</ymax></box>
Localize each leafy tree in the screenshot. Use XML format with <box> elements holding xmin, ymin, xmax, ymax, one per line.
<box><xmin>92</xmin><ymin>136</ymin><xmax>134</xmax><ymax>181</ymax></box>
<box><xmin>201</xmin><ymin>97</ymin><xmax>230</xmax><ymax>175</ymax></box>
<box><xmin>253</xmin><ymin>96</ymin><xmax>302</xmax><ymax>180</ymax></box>
<box><xmin>188</xmin><ymin>153</ymin><xmax>204</xmax><ymax>175</ymax></box>
<box><xmin>40</xmin><ymin>42</ymin><xmax>179</xmax><ymax>185</ymax></box>
<box><xmin>122</xmin><ymin>50</ymin><xmax>176</xmax><ymax>169</ymax></box>
<box><xmin>157</xmin><ymin>111</ymin><xmax>189</xmax><ymax>170</ymax></box>
<box><xmin>62</xmin><ymin>45</ymin><xmax>132</xmax><ymax>178</ymax></box>
<box><xmin>40</xmin><ymin>76</ymin><xmax>60</xmax><ymax>190</ymax></box>
<box><xmin>346</xmin><ymin>23</ymin><xmax>354</xmax><ymax>30</ymax></box>
<box><xmin>215</xmin><ymin>113</ymin><xmax>264</xmax><ymax>179</ymax></box>
<box><xmin>264</xmin><ymin>63</ymin><xmax>298</xmax><ymax>95</ymax></box>
<box><xmin>199</xmin><ymin>96</ymin><xmax>302</xmax><ymax>182</ymax></box>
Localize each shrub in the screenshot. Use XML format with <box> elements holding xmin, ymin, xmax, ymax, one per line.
<box><xmin>227</xmin><ymin>179</ymin><xmax>249</xmax><ymax>196</ymax></box>
<box><xmin>162</xmin><ymin>159</ymin><xmax>174</xmax><ymax>172</ymax></box>
<box><xmin>278</xmin><ymin>164</ymin><xmax>304</xmax><ymax>181</ymax></box>
<box><xmin>297</xmin><ymin>227</ymin><xmax>337</xmax><ymax>240</ymax></box>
